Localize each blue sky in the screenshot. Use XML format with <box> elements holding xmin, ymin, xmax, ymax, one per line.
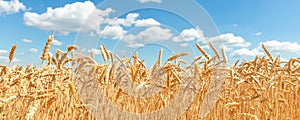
<box><xmin>0</xmin><ymin>0</ymin><xmax>300</xmax><ymax>66</ymax></box>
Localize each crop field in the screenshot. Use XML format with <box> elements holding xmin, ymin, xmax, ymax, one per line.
<box><xmin>0</xmin><ymin>35</ymin><xmax>299</xmax><ymax>120</ymax></box>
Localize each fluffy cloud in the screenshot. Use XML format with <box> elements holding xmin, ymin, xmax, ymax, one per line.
<box><xmin>22</xmin><ymin>38</ymin><xmax>32</xmax><ymax>43</ymax></box>
<box><xmin>0</xmin><ymin>0</ymin><xmax>26</xmax><ymax>15</ymax></box>
<box><xmin>172</xmin><ymin>30</ymin><xmax>250</xmax><ymax>52</ymax></box>
<box><xmin>138</xmin><ymin>0</ymin><xmax>162</xmax><ymax>3</ymax></box>
<box><xmin>122</xmin><ymin>26</ymin><xmax>173</xmax><ymax>43</ymax></box>
<box><xmin>29</xmin><ymin>48</ymin><xmax>38</xmax><ymax>53</ymax></box>
<box><xmin>180</xmin><ymin>43</ymin><xmax>189</xmax><ymax>47</ymax></box>
<box><xmin>136</xmin><ymin>26</ymin><xmax>173</xmax><ymax>42</ymax></box>
<box><xmin>105</xmin><ymin>13</ymin><xmax>161</xmax><ymax>28</ymax></box>
<box><xmin>23</xmin><ymin>1</ymin><xmax>113</xmax><ymax>35</ymax></box>
<box><xmin>121</xmin><ymin>34</ymin><xmax>136</xmax><ymax>43</ymax></box>
<box><xmin>135</xmin><ymin>18</ymin><xmax>160</xmax><ymax>27</ymax></box>
<box><xmin>121</xmin><ymin>26</ymin><xmax>173</xmax><ymax>48</ymax></box>
<box><xmin>260</xmin><ymin>40</ymin><xmax>300</xmax><ymax>54</ymax></box>
<box><xmin>230</xmin><ymin>48</ymin><xmax>263</xmax><ymax>57</ymax></box>
<box><xmin>230</xmin><ymin>40</ymin><xmax>300</xmax><ymax>58</ymax></box>
<box><xmin>22</xmin><ymin>0</ymin><xmax>164</xmax><ymax>41</ymax></box>
<box><xmin>100</xmin><ymin>25</ymin><xmax>127</xmax><ymax>39</ymax></box>
<box><xmin>118</xmin><ymin>13</ymin><xmax>139</xmax><ymax>26</ymax></box>
<box><xmin>172</xmin><ymin>28</ymin><xmax>204</xmax><ymax>42</ymax></box>
<box><xmin>52</xmin><ymin>39</ymin><xmax>62</xmax><ymax>46</ymax></box>
<box><xmin>105</xmin><ymin>13</ymin><xmax>139</xmax><ymax>27</ymax></box>
<box><xmin>206</xmin><ymin>33</ymin><xmax>251</xmax><ymax>50</ymax></box>
<box><xmin>0</xmin><ymin>56</ymin><xmax>20</xmax><ymax>64</ymax></box>
<box><xmin>0</xmin><ymin>50</ymin><xmax>8</xmax><ymax>54</ymax></box>
<box><xmin>17</xmin><ymin>52</ymin><xmax>24</xmax><ymax>55</ymax></box>
<box><xmin>88</xmin><ymin>48</ymin><xmax>101</xmax><ymax>55</ymax></box>
<box><xmin>127</xmin><ymin>43</ymin><xmax>145</xmax><ymax>48</ymax></box>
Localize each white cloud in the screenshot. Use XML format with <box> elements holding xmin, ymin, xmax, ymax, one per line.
<box><xmin>138</xmin><ymin>0</ymin><xmax>162</xmax><ymax>3</ymax></box>
<box><xmin>127</xmin><ymin>43</ymin><xmax>145</xmax><ymax>48</ymax></box>
<box><xmin>100</xmin><ymin>25</ymin><xmax>126</xmax><ymax>39</ymax></box>
<box><xmin>230</xmin><ymin>48</ymin><xmax>263</xmax><ymax>58</ymax></box>
<box><xmin>172</xmin><ymin>28</ymin><xmax>204</xmax><ymax>42</ymax></box>
<box><xmin>0</xmin><ymin>0</ymin><xmax>26</xmax><ymax>15</ymax></box>
<box><xmin>29</xmin><ymin>48</ymin><xmax>38</xmax><ymax>53</ymax></box>
<box><xmin>230</xmin><ymin>40</ymin><xmax>300</xmax><ymax>58</ymax></box>
<box><xmin>104</xmin><ymin>13</ymin><xmax>139</xmax><ymax>27</ymax></box>
<box><xmin>121</xmin><ymin>13</ymin><xmax>139</xmax><ymax>26</ymax></box>
<box><xmin>121</xmin><ymin>34</ymin><xmax>136</xmax><ymax>43</ymax></box>
<box><xmin>120</xmin><ymin>26</ymin><xmax>173</xmax><ymax>48</ymax></box>
<box><xmin>260</xmin><ymin>40</ymin><xmax>300</xmax><ymax>54</ymax></box>
<box><xmin>180</xmin><ymin>43</ymin><xmax>189</xmax><ymax>47</ymax></box>
<box><xmin>0</xmin><ymin>56</ymin><xmax>20</xmax><ymax>64</ymax></box>
<box><xmin>206</xmin><ymin>33</ymin><xmax>251</xmax><ymax>50</ymax></box>
<box><xmin>23</xmin><ymin>1</ymin><xmax>114</xmax><ymax>35</ymax></box>
<box><xmin>122</xmin><ymin>26</ymin><xmax>173</xmax><ymax>42</ymax></box>
<box><xmin>22</xmin><ymin>38</ymin><xmax>32</xmax><ymax>43</ymax></box>
<box><xmin>135</xmin><ymin>18</ymin><xmax>160</xmax><ymax>27</ymax></box>
<box><xmin>105</xmin><ymin>13</ymin><xmax>160</xmax><ymax>28</ymax></box>
<box><xmin>88</xmin><ymin>48</ymin><xmax>101</xmax><ymax>55</ymax></box>
<box><xmin>17</xmin><ymin>52</ymin><xmax>24</xmax><ymax>55</ymax></box>
<box><xmin>0</xmin><ymin>50</ymin><xmax>8</xmax><ymax>54</ymax></box>
<box><xmin>52</xmin><ymin>39</ymin><xmax>62</xmax><ymax>46</ymax></box>
<box><xmin>254</xmin><ymin>32</ymin><xmax>262</xmax><ymax>36</ymax></box>
<box><xmin>136</xmin><ymin>26</ymin><xmax>173</xmax><ymax>42</ymax></box>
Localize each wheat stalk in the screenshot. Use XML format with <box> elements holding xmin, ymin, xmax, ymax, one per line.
<box><xmin>9</xmin><ymin>44</ymin><xmax>17</xmax><ymax>64</ymax></box>
<box><xmin>208</xmin><ymin>42</ymin><xmax>220</xmax><ymax>61</ymax></box>
<box><xmin>167</xmin><ymin>52</ymin><xmax>189</xmax><ymax>62</ymax></box>
<box><xmin>262</xmin><ymin>44</ymin><xmax>274</xmax><ymax>61</ymax></box>
<box><xmin>195</xmin><ymin>43</ymin><xmax>210</xmax><ymax>60</ymax></box>
<box><xmin>157</xmin><ymin>49</ymin><xmax>163</xmax><ymax>66</ymax></box>
<box><xmin>102</xmin><ymin>44</ymin><xmax>110</xmax><ymax>61</ymax></box>
<box><xmin>100</xmin><ymin>45</ymin><xmax>107</xmax><ymax>62</ymax></box>
<box><xmin>41</xmin><ymin>35</ymin><xmax>53</xmax><ymax>63</ymax></box>
<box><xmin>221</xmin><ymin>48</ymin><xmax>227</xmax><ymax>63</ymax></box>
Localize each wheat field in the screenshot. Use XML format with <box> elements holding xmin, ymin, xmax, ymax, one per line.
<box><xmin>0</xmin><ymin>35</ymin><xmax>299</xmax><ymax>120</ymax></box>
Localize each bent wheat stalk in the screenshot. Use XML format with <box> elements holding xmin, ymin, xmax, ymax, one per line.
<box><xmin>195</xmin><ymin>43</ymin><xmax>210</xmax><ymax>60</ymax></box>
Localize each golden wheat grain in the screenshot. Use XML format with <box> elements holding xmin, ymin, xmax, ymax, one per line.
<box><xmin>195</xmin><ymin>62</ymin><xmax>202</xmax><ymax>79</ymax></box>
<box><xmin>26</xmin><ymin>100</ymin><xmax>40</xmax><ymax>120</ymax></box>
<box><xmin>225</xmin><ymin>102</ymin><xmax>240</xmax><ymax>107</ymax></box>
<box><xmin>191</xmin><ymin>56</ymin><xmax>202</xmax><ymax>65</ymax></box>
<box><xmin>157</xmin><ymin>49</ymin><xmax>163</xmax><ymax>66</ymax></box>
<box><xmin>0</xmin><ymin>95</ymin><xmax>17</xmax><ymax>104</ymax></box>
<box><xmin>208</xmin><ymin>42</ymin><xmax>220</xmax><ymax>61</ymax></box>
<box><xmin>238</xmin><ymin>113</ymin><xmax>259</xmax><ymax>120</ymax></box>
<box><xmin>178</xmin><ymin>59</ymin><xmax>187</xmax><ymax>64</ymax></box>
<box><xmin>262</xmin><ymin>44</ymin><xmax>274</xmax><ymax>61</ymax></box>
<box><xmin>109</xmin><ymin>62</ymin><xmax>116</xmax><ymax>81</ymax></box>
<box><xmin>221</xmin><ymin>48</ymin><xmax>227</xmax><ymax>63</ymax></box>
<box><xmin>102</xmin><ymin>44</ymin><xmax>110</xmax><ymax>61</ymax></box>
<box><xmin>167</xmin><ymin>52</ymin><xmax>189</xmax><ymax>62</ymax></box>
<box><xmin>195</xmin><ymin>43</ymin><xmax>210</xmax><ymax>60</ymax></box>
<box><xmin>67</xmin><ymin>45</ymin><xmax>78</xmax><ymax>52</ymax></box>
<box><xmin>100</xmin><ymin>45</ymin><xmax>107</xmax><ymax>62</ymax></box>
<box><xmin>9</xmin><ymin>44</ymin><xmax>17</xmax><ymax>64</ymax></box>
<box><xmin>90</xmin><ymin>51</ymin><xmax>94</xmax><ymax>60</ymax></box>
<box><xmin>109</xmin><ymin>52</ymin><xmax>114</xmax><ymax>63</ymax></box>
<box><xmin>41</xmin><ymin>35</ymin><xmax>53</xmax><ymax>62</ymax></box>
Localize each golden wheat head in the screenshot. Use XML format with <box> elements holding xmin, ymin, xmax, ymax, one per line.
<box><xmin>9</xmin><ymin>44</ymin><xmax>17</xmax><ymax>64</ymax></box>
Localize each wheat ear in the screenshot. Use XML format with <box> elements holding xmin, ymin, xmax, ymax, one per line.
<box><xmin>9</xmin><ymin>44</ymin><xmax>17</xmax><ymax>64</ymax></box>
<box><xmin>195</xmin><ymin>43</ymin><xmax>210</xmax><ymax>60</ymax></box>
